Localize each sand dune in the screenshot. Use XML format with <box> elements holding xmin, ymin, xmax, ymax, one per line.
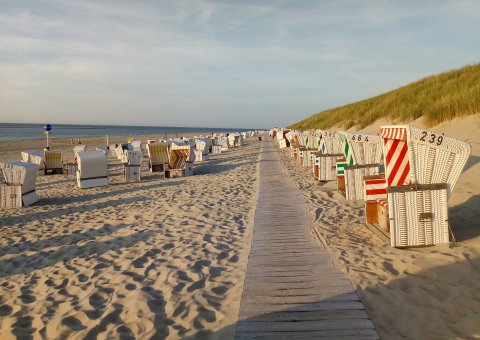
<box><xmin>0</xmin><ymin>139</ymin><xmax>260</xmax><ymax>339</ymax></box>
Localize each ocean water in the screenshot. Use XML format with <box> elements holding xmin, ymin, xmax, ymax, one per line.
<box><xmin>0</xmin><ymin>123</ymin><xmax>253</xmax><ymax>141</ymax></box>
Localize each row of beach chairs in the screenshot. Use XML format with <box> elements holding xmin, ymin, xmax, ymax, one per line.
<box><xmin>0</xmin><ymin>132</ymin><xmax>257</xmax><ymax>208</ymax></box>
<box><xmin>271</xmin><ymin>125</ymin><xmax>471</xmax><ymax>248</ymax></box>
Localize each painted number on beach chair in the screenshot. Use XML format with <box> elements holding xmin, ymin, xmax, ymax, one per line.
<box><xmin>419</xmin><ymin>131</ymin><xmax>443</xmax><ymax>146</ymax></box>
<box><xmin>350</xmin><ymin>135</ymin><xmax>368</xmax><ymax>142</ymax></box>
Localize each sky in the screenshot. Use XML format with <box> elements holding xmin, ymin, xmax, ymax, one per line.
<box><xmin>0</xmin><ymin>0</ymin><xmax>479</xmax><ymax>129</ymax></box>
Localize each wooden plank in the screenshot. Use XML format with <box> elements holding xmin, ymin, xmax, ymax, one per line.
<box><xmin>237</xmin><ymin>319</ymin><xmax>376</xmax><ymax>332</ymax></box>
<box><xmin>236</xmin><ymin>329</ymin><xmax>378</xmax><ymax>339</ymax></box>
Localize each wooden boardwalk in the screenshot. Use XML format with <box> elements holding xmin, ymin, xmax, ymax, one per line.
<box><xmin>235</xmin><ymin>139</ymin><xmax>378</xmax><ymax>339</ymax></box>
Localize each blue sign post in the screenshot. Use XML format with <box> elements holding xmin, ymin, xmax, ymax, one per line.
<box><xmin>44</xmin><ymin>124</ymin><xmax>52</xmax><ymax>149</ymax></box>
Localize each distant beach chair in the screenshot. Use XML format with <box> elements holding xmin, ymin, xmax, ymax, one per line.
<box><xmin>76</xmin><ymin>151</ymin><xmax>109</xmax><ymax>189</ymax></box>
<box><xmin>65</xmin><ymin>145</ymin><xmax>86</xmax><ymax>175</ymax></box>
<box><xmin>194</xmin><ymin>138</ymin><xmax>211</xmax><ymax>162</ymax></box>
<box><xmin>21</xmin><ymin>151</ymin><xmax>44</xmax><ymax>171</ymax></box>
<box><xmin>131</xmin><ymin>140</ymin><xmax>142</xmax><ymax>152</ymax></box>
<box><xmin>44</xmin><ymin>150</ymin><xmax>63</xmax><ymax>175</ymax></box>
<box><xmin>380</xmin><ymin>125</ymin><xmax>471</xmax><ymax>247</ymax></box>
<box><xmin>166</xmin><ymin>142</ymin><xmax>193</xmax><ymax>178</ymax></box>
<box><xmin>0</xmin><ymin>161</ymin><xmax>39</xmax><ymax>207</ymax></box>
<box><xmin>147</xmin><ymin>143</ymin><xmax>169</xmax><ymax>172</ymax></box>
<box><xmin>121</xmin><ymin>150</ymin><xmax>143</xmax><ymax>181</ymax></box>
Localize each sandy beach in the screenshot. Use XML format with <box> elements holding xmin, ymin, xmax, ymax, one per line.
<box><xmin>0</xmin><ymin>137</ymin><xmax>260</xmax><ymax>339</ymax></box>
<box><xmin>278</xmin><ymin>113</ymin><xmax>480</xmax><ymax>339</ymax></box>
<box><xmin>1</xmin><ymin>114</ymin><xmax>479</xmax><ymax>339</ymax></box>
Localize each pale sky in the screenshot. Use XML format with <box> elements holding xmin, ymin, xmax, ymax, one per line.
<box><xmin>1</xmin><ymin>0</ymin><xmax>479</xmax><ymax>129</ymax></box>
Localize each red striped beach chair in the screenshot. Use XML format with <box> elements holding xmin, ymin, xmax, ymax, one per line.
<box><xmin>380</xmin><ymin>125</ymin><xmax>471</xmax><ymax>247</ymax></box>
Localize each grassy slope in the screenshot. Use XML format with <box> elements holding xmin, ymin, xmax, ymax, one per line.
<box><xmin>289</xmin><ymin>64</ymin><xmax>480</xmax><ymax>130</ymax></box>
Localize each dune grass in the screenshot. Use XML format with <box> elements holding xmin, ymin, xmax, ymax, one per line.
<box><xmin>289</xmin><ymin>64</ymin><xmax>480</xmax><ymax>130</ymax></box>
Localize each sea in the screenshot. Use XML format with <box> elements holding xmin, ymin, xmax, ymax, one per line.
<box><xmin>0</xmin><ymin>123</ymin><xmax>255</xmax><ymax>141</ymax></box>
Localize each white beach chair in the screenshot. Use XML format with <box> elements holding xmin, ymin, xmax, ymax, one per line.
<box><xmin>121</xmin><ymin>150</ymin><xmax>143</xmax><ymax>181</ymax></box>
<box><xmin>21</xmin><ymin>151</ymin><xmax>44</xmax><ymax>171</ymax></box>
<box><xmin>380</xmin><ymin>125</ymin><xmax>471</xmax><ymax>247</ymax></box>
<box><xmin>0</xmin><ymin>161</ymin><xmax>39</xmax><ymax>207</ymax></box>
<box><xmin>76</xmin><ymin>151</ymin><xmax>109</xmax><ymax>189</ymax></box>
<box><xmin>166</xmin><ymin>143</ymin><xmax>193</xmax><ymax>178</ymax></box>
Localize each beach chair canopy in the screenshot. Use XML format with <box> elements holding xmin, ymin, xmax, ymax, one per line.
<box><xmin>0</xmin><ymin>161</ymin><xmax>38</xmax><ymax>194</ymax></box>
<box><xmin>341</xmin><ymin>131</ymin><xmax>382</xmax><ymax>165</ymax></box>
<box><xmin>76</xmin><ymin>151</ymin><xmax>108</xmax><ymax>180</ymax></box>
<box><xmin>44</xmin><ymin>150</ymin><xmax>62</xmax><ymax>169</ymax></box>
<box><xmin>147</xmin><ymin>143</ymin><xmax>169</xmax><ymax>165</ymax></box>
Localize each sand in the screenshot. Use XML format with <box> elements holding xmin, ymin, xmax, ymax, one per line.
<box><xmin>0</xmin><ymin>137</ymin><xmax>261</xmax><ymax>339</ymax></box>
<box><xmin>277</xmin><ymin>113</ymin><xmax>480</xmax><ymax>339</ymax></box>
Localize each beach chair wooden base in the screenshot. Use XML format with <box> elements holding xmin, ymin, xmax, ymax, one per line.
<box><xmin>150</xmin><ymin>163</ymin><xmax>168</xmax><ymax>173</ymax></box>
<box><xmin>0</xmin><ymin>184</ymin><xmax>38</xmax><ymax>207</ymax></box>
<box><xmin>124</xmin><ymin>165</ymin><xmax>141</xmax><ymax>182</ymax></box>
<box><xmin>337</xmin><ymin>175</ymin><xmax>345</xmax><ymax>192</ymax></box>
<box><xmin>44</xmin><ymin>168</ymin><xmax>63</xmax><ymax>175</ymax></box>
<box><xmin>365</xmin><ymin>200</ymin><xmax>378</xmax><ymax>224</ymax></box>
<box><xmin>165</xmin><ymin>169</ymin><xmax>185</xmax><ymax>178</ymax></box>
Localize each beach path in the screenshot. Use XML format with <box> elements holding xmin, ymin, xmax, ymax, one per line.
<box><xmin>235</xmin><ymin>138</ymin><xmax>378</xmax><ymax>339</ymax></box>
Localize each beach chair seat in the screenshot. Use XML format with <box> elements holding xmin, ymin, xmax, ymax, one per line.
<box><xmin>44</xmin><ymin>150</ymin><xmax>63</xmax><ymax>175</ymax></box>
<box><xmin>147</xmin><ymin>143</ymin><xmax>169</xmax><ymax>172</ymax></box>
<box><xmin>0</xmin><ymin>161</ymin><xmax>39</xmax><ymax>207</ymax></box>
<box><xmin>76</xmin><ymin>151</ymin><xmax>109</xmax><ymax>189</ymax></box>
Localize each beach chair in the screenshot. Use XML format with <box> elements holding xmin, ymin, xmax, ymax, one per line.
<box><xmin>21</xmin><ymin>151</ymin><xmax>44</xmax><ymax>172</ymax></box>
<box><xmin>121</xmin><ymin>150</ymin><xmax>143</xmax><ymax>181</ymax></box>
<box><xmin>0</xmin><ymin>161</ymin><xmax>39</xmax><ymax>207</ymax></box>
<box><xmin>147</xmin><ymin>143</ymin><xmax>169</xmax><ymax>172</ymax></box>
<box><xmin>166</xmin><ymin>143</ymin><xmax>194</xmax><ymax>178</ymax></box>
<box><xmin>76</xmin><ymin>151</ymin><xmax>109</xmax><ymax>189</ymax></box>
<box><xmin>380</xmin><ymin>125</ymin><xmax>471</xmax><ymax>247</ymax></box>
<box><xmin>44</xmin><ymin>150</ymin><xmax>63</xmax><ymax>175</ymax></box>
<box><xmin>315</xmin><ymin>131</ymin><xmax>344</xmax><ymax>182</ymax></box>
<box><xmin>194</xmin><ymin>138</ymin><xmax>211</xmax><ymax>162</ymax></box>
<box><xmin>217</xmin><ymin>136</ymin><xmax>229</xmax><ymax>151</ymax></box>
<box><xmin>336</xmin><ymin>132</ymin><xmax>381</xmax><ymax>200</ymax></box>
<box><xmin>65</xmin><ymin>145</ymin><xmax>86</xmax><ymax>176</ymax></box>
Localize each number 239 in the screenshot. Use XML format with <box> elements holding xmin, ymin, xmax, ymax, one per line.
<box><xmin>420</xmin><ymin>131</ymin><xmax>443</xmax><ymax>146</ymax></box>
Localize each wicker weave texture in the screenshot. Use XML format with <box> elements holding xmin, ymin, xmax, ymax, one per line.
<box><xmin>388</xmin><ymin>185</ymin><xmax>449</xmax><ymax>247</ymax></box>
<box><xmin>344</xmin><ymin>165</ymin><xmax>380</xmax><ymax>201</ymax></box>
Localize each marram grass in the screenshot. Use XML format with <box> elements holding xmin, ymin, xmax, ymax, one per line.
<box><xmin>289</xmin><ymin>64</ymin><xmax>480</xmax><ymax>130</ymax></box>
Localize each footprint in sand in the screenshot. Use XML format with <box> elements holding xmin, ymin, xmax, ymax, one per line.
<box><xmin>0</xmin><ymin>304</ymin><xmax>13</xmax><ymax>316</ymax></box>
